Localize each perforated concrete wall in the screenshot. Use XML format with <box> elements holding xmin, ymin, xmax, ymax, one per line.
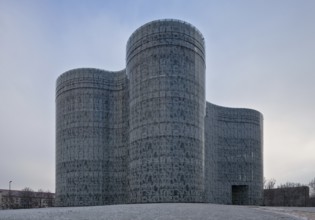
<box><xmin>56</xmin><ymin>68</ymin><xmax>128</xmax><ymax>206</ymax></box>
<box><xmin>126</xmin><ymin>19</ymin><xmax>206</xmax><ymax>203</ymax></box>
<box><xmin>55</xmin><ymin>19</ymin><xmax>263</xmax><ymax>207</ymax></box>
<box><xmin>205</xmin><ymin>103</ymin><xmax>263</xmax><ymax>205</ymax></box>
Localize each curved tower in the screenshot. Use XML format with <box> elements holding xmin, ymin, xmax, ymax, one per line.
<box><xmin>205</xmin><ymin>102</ymin><xmax>263</xmax><ymax>205</ymax></box>
<box><xmin>55</xmin><ymin>68</ymin><xmax>128</xmax><ymax>206</ymax></box>
<box><xmin>126</xmin><ymin>19</ymin><xmax>206</xmax><ymax>203</ymax></box>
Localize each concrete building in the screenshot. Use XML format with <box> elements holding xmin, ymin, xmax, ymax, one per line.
<box><xmin>55</xmin><ymin>19</ymin><xmax>263</xmax><ymax>206</ymax></box>
<box><xmin>264</xmin><ymin>187</ymin><xmax>310</xmax><ymax>207</ymax></box>
<box><xmin>205</xmin><ymin>103</ymin><xmax>263</xmax><ymax>205</ymax></box>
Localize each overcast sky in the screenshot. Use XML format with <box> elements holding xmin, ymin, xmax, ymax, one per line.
<box><xmin>0</xmin><ymin>0</ymin><xmax>314</xmax><ymax>192</ymax></box>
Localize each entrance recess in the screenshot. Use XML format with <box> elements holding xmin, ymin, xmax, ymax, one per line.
<box><xmin>232</xmin><ymin>185</ymin><xmax>249</xmax><ymax>205</ymax></box>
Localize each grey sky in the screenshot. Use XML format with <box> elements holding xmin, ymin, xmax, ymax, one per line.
<box><xmin>0</xmin><ymin>0</ymin><xmax>314</xmax><ymax>192</ymax></box>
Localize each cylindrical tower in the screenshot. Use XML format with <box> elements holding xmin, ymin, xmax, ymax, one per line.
<box><xmin>55</xmin><ymin>68</ymin><xmax>128</xmax><ymax>206</ymax></box>
<box><xmin>126</xmin><ymin>19</ymin><xmax>206</xmax><ymax>203</ymax></box>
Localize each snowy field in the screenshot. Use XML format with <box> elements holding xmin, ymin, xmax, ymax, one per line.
<box><xmin>0</xmin><ymin>203</ymin><xmax>315</xmax><ymax>220</ymax></box>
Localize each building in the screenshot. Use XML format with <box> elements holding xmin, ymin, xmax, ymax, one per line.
<box><xmin>55</xmin><ymin>19</ymin><xmax>263</xmax><ymax>206</ymax></box>
<box><xmin>205</xmin><ymin>103</ymin><xmax>263</xmax><ymax>205</ymax></box>
<box><xmin>0</xmin><ymin>189</ymin><xmax>54</xmax><ymax>209</ymax></box>
<box><xmin>263</xmin><ymin>187</ymin><xmax>310</xmax><ymax>207</ymax></box>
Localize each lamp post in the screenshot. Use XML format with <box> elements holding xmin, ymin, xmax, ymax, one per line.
<box><xmin>9</xmin><ymin>181</ymin><xmax>12</xmax><ymax>209</ymax></box>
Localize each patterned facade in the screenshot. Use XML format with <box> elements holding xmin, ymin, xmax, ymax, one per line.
<box><xmin>126</xmin><ymin>20</ymin><xmax>205</xmax><ymax>203</ymax></box>
<box><xmin>205</xmin><ymin>103</ymin><xmax>263</xmax><ymax>205</ymax></box>
<box><xmin>55</xmin><ymin>19</ymin><xmax>263</xmax><ymax>206</ymax></box>
<box><xmin>56</xmin><ymin>69</ymin><xmax>128</xmax><ymax>206</ymax></box>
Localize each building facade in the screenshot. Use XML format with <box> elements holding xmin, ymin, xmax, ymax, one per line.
<box><xmin>0</xmin><ymin>189</ymin><xmax>54</xmax><ymax>209</ymax></box>
<box><xmin>55</xmin><ymin>19</ymin><xmax>263</xmax><ymax>206</ymax></box>
<box><xmin>264</xmin><ymin>187</ymin><xmax>310</xmax><ymax>207</ymax></box>
<box><xmin>205</xmin><ymin>103</ymin><xmax>263</xmax><ymax>205</ymax></box>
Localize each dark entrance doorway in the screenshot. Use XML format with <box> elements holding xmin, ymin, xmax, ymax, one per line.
<box><xmin>232</xmin><ymin>185</ymin><xmax>249</xmax><ymax>205</ymax></box>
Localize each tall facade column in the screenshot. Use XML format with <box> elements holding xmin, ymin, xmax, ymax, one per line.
<box><xmin>55</xmin><ymin>68</ymin><xmax>127</xmax><ymax>206</ymax></box>
<box><xmin>126</xmin><ymin>19</ymin><xmax>206</xmax><ymax>203</ymax></box>
<box><xmin>204</xmin><ymin>103</ymin><xmax>263</xmax><ymax>205</ymax></box>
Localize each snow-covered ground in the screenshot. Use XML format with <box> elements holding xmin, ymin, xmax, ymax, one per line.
<box><xmin>260</xmin><ymin>207</ymin><xmax>315</xmax><ymax>220</ymax></box>
<box><xmin>0</xmin><ymin>203</ymin><xmax>314</xmax><ymax>220</ymax></box>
